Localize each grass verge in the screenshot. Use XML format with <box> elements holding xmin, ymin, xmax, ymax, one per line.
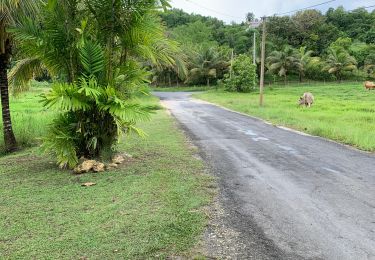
<box><xmin>0</xmin><ymin>93</ymin><xmax>212</xmax><ymax>259</ymax></box>
<box><xmin>195</xmin><ymin>83</ymin><xmax>375</xmax><ymax>152</ymax></box>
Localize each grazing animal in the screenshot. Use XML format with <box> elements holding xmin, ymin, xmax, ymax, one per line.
<box><xmin>364</xmin><ymin>81</ymin><xmax>375</xmax><ymax>90</ymax></box>
<box><xmin>298</xmin><ymin>92</ymin><xmax>314</xmax><ymax>107</ymax></box>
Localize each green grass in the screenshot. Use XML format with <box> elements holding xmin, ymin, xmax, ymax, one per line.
<box><xmin>195</xmin><ymin>82</ymin><xmax>375</xmax><ymax>152</ymax></box>
<box><xmin>0</xmin><ymin>92</ymin><xmax>213</xmax><ymax>259</ymax></box>
<box><xmin>152</xmin><ymin>85</ymin><xmax>215</xmax><ymax>92</ymax></box>
<box><xmin>0</xmin><ymin>87</ymin><xmax>54</xmax><ymax>153</ymax></box>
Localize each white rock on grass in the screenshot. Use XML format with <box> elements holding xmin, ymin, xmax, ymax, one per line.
<box><xmin>112</xmin><ymin>154</ymin><xmax>126</xmax><ymax>165</ymax></box>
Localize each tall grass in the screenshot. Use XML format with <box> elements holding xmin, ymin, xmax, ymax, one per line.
<box><xmin>195</xmin><ymin>82</ymin><xmax>375</xmax><ymax>152</ymax></box>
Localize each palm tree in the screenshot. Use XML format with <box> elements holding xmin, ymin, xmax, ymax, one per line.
<box><xmin>296</xmin><ymin>46</ymin><xmax>314</xmax><ymax>82</ymax></box>
<box><xmin>189</xmin><ymin>47</ymin><xmax>229</xmax><ymax>87</ymax></box>
<box><xmin>10</xmin><ymin>1</ymin><xmax>179</xmax><ymax>86</ymax></box>
<box><xmin>324</xmin><ymin>47</ymin><xmax>357</xmax><ymax>82</ymax></box>
<box><xmin>267</xmin><ymin>46</ymin><xmax>301</xmax><ymax>84</ymax></box>
<box><xmin>0</xmin><ymin>0</ymin><xmax>39</xmax><ymax>152</ymax></box>
<box><xmin>10</xmin><ymin>0</ymin><xmax>184</xmax><ymax>167</ymax></box>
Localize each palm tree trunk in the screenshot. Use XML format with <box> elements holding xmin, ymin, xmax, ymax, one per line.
<box><xmin>207</xmin><ymin>78</ymin><xmax>210</xmax><ymax>87</ymax></box>
<box><xmin>0</xmin><ymin>42</ymin><xmax>17</xmax><ymax>152</ymax></box>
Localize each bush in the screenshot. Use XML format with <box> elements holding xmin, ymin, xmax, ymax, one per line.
<box><xmin>40</xmin><ymin>42</ymin><xmax>150</xmax><ymax>168</ymax></box>
<box><xmin>223</xmin><ymin>54</ymin><xmax>257</xmax><ymax>92</ymax></box>
<box><xmin>305</xmin><ymin>58</ymin><xmax>335</xmax><ymax>81</ymax></box>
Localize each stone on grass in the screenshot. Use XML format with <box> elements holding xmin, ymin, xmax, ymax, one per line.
<box><xmin>74</xmin><ymin>160</ymin><xmax>106</xmax><ymax>174</ymax></box>
<box><xmin>93</xmin><ymin>162</ymin><xmax>105</xmax><ymax>172</ymax></box>
<box><xmin>74</xmin><ymin>160</ymin><xmax>97</xmax><ymax>174</ymax></box>
<box><xmin>81</xmin><ymin>182</ymin><xmax>96</xmax><ymax>187</ymax></box>
<box><xmin>112</xmin><ymin>154</ymin><xmax>125</xmax><ymax>165</ymax></box>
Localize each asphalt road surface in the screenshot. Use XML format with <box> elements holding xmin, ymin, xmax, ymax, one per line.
<box><xmin>155</xmin><ymin>92</ymin><xmax>375</xmax><ymax>260</ymax></box>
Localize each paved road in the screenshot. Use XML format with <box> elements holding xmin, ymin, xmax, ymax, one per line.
<box><xmin>155</xmin><ymin>92</ymin><xmax>375</xmax><ymax>260</ymax></box>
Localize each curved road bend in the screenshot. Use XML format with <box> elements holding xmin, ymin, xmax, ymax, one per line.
<box><xmin>155</xmin><ymin>92</ymin><xmax>375</xmax><ymax>260</ymax></box>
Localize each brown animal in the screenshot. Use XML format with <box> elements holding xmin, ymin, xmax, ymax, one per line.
<box><xmin>364</xmin><ymin>81</ymin><xmax>375</xmax><ymax>90</ymax></box>
<box><xmin>298</xmin><ymin>92</ymin><xmax>314</xmax><ymax>107</ymax></box>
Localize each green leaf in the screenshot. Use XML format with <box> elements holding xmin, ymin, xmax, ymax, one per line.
<box><xmin>79</xmin><ymin>41</ymin><xmax>105</xmax><ymax>76</ymax></box>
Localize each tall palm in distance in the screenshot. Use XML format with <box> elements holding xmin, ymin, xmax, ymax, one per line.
<box><xmin>296</xmin><ymin>46</ymin><xmax>314</xmax><ymax>82</ymax></box>
<box><xmin>324</xmin><ymin>47</ymin><xmax>357</xmax><ymax>82</ymax></box>
<box><xmin>266</xmin><ymin>46</ymin><xmax>301</xmax><ymax>85</ymax></box>
<box><xmin>0</xmin><ymin>0</ymin><xmax>39</xmax><ymax>152</ymax></box>
<box><xmin>188</xmin><ymin>47</ymin><xmax>229</xmax><ymax>87</ymax></box>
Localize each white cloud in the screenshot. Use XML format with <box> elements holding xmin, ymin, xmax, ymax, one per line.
<box><xmin>170</xmin><ymin>0</ymin><xmax>375</xmax><ymax>23</ymax></box>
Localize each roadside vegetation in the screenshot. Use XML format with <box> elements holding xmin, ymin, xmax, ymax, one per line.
<box><xmin>195</xmin><ymin>82</ymin><xmax>375</xmax><ymax>152</ymax></box>
<box><xmin>0</xmin><ymin>89</ymin><xmax>212</xmax><ymax>259</ymax></box>
<box><xmin>153</xmin><ymin>7</ymin><xmax>375</xmax><ymax>89</ymax></box>
<box><xmin>1</xmin><ymin>0</ymin><xmax>375</xmax><ymax>258</ymax></box>
<box><xmin>1</xmin><ymin>1</ymin><xmax>214</xmax><ymax>258</ymax></box>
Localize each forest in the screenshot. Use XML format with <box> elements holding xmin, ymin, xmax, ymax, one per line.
<box><xmin>155</xmin><ymin>7</ymin><xmax>375</xmax><ymax>87</ymax></box>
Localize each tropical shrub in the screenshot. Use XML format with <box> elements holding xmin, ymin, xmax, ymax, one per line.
<box><xmin>305</xmin><ymin>57</ymin><xmax>334</xmax><ymax>81</ymax></box>
<box><xmin>40</xmin><ymin>42</ymin><xmax>150</xmax><ymax>168</ymax></box>
<box><xmin>10</xmin><ymin>0</ymin><xmax>180</xmax><ymax>167</ymax></box>
<box><xmin>223</xmin><ymin>54</ymin><xmax>257</xmax><ymax>92</ymax></box>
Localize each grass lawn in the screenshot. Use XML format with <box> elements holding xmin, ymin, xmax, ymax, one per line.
<box><xmin>195</xmin><ymin>82</ymin><xmax>375</xmax><ymax>152</ymax></box>
<box><xmin>0</xmin><ymin>86</ymin><xmax>55</xmax><ymax>153</ymax></box>
<box><xmin>0</xmin><ymin>89</ymin><xmax>212</xmax><ymax>259</ymax></box>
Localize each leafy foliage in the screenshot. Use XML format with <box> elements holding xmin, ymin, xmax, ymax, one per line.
<box><xmin>324</xmin><ymin>47</ymin><xmax>357</xmax><ymax>82</ymax></box>
<box><xmin>41</xmin><ymin>75</ymin><xmax>150</xmax><ymax>168</ymax></box>
<box><xmin>187</xmin><ymin>46</ymin><xmax>230</xmax><ymax>86</ymax></box>
<box><xmin>159</xmin><ymin>7</ymin><xmax>375</xmax><ymax>84</ymax></box>
<box><xmin>267</xmin><ymin>46</ymin><xmax>301</xmax><ymax>83</ymax></box>
<box><xmin>79</xmin><ymin>41</ymin><xmax>105</xmax><ymax>78</ymax></box>
<box><xmin>223</xmin><ymin>54</ymin><xmax>257</xmax><ymax>93</ymax></box>
<box><xmin>11</xmin><ymin>0</ymin><xmax>180</xmax><ymax>167</ymax></box>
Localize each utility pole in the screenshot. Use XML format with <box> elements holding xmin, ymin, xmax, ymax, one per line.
<box><xmin>230</xmin><ymin>49</ymin><xmax>234</xmax><ymax>79</ymax></box>
<box><xmin>259</xmin><ymin>16</ymin><xmax>266</xmax><ymax>106</ymax></box>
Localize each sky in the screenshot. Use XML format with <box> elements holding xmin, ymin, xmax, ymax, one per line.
<box><xmin>170</xmin><ymin>0</ymin><xmax>375</xmax><ymax>23</ymax></box>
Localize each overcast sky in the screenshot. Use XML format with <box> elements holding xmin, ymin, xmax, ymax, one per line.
<box><xmin>170</xmin><ymin>0</ymin><xmax>375</xmax><ymax>23</ymax></box>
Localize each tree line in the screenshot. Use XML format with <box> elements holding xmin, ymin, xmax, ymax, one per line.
<box><xmin>156</xmin><ymin>7</ymin><xmax>375</xmax><ymax>87</ymax></box>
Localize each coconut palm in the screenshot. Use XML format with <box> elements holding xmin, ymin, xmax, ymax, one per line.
<box><xmin>324</xmin><ymin>47</ymin><xmax>357</xmax><ymax>82</ymax></box>
<box><xmin>188</xmin><ymin>47</ymin><xmax>230</xmax><ymax>86</ymax></box>
<box><xmin>296</xmin><ymin>46</ymin><xmax>314</xmax><ymax>82</ymax></box>
<box><xmin>0</xmin><ymin>0</ymin><xmax>39</xmax><ymax>152</ymax></box>
<box><xmin>267</xmin><ymin>46</ymin><xmax>301</xmax><ymax>84</ymax></box>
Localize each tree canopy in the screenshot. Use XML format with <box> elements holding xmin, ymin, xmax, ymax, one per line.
<box><xmin>158</xmin><ymin>7</ymin><xmax>375</xmax><ymax>84</ymax></box>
